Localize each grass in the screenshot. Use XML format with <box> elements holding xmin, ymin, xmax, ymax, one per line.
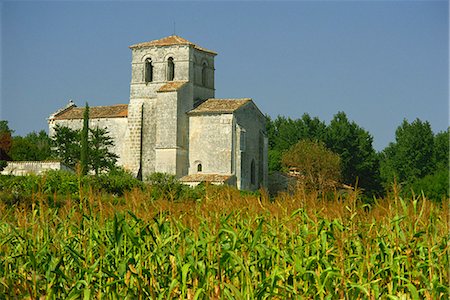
<box><xmin>0</xmin><ymin>183</ymin><xmax>448</xmax><ymax>299</ymax></box>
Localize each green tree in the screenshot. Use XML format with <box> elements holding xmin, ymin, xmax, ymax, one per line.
<box><xmin>0</xmin><ymin>120</ymin><xmax>13</xmax><ymax>170</ymax></box>
<box><xmin>325</xmin><ymin>112</ymin><xmax>381</xmax><ymax>194</ymax></box>
<box><xmin>89</xmin><ymin>127</ymin><xmax>118</xmax><ymax>175</ymax></box>
<box><xmin>80</xmin><ymin>103</ymin><xmax>90</xmax><ymax>175</ymax></box>
<box><xmin>282</xmin><ymin>140</ymin><xmax>341</xmax><ymax>192</ymax></box>
<box><xmin>10</xmin><ymin>131</ymin><xmax>52</xmax><ymax>161</ymax></box>
<box><xmin>51</xmin><ymin>125</ymin><xmax>81</xmax><ymax>168</ymax></box>
<box><xmin>380</xmin><ymin>119</ymin><xmax>435</xmax><ymax>185</ymax></box>
<box><xmin>433</xmin><ymin>128</ymin><xmax>449</xmax><ymax>171</ymax></box>
<box><xmin>266</xmin><ymin>114</ymin><xmax>327</xmax><ymax>172</ymax></box>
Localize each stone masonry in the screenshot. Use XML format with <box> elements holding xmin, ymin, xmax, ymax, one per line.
<box><xmin>48</xmin><ymin>35</ymin><xmax>268</xmax><ymax>190</ymax></box>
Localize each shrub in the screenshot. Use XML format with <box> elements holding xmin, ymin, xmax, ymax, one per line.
<box><xmin>0</xmin><ymin>160</ymin><xmax>7</xmax><ymax>171</ymax></box>
<box><xmin>147</xmin><ymin>172</ymin><xmax>184</xmax><ymax>201</ymax></box>
<box><xmin>41</xmin><ymin>170</ymin><xmax>79</xmax><ymax>195</ymax></box>
<box><xmin>85</xmin><ymin>168</ymin><xmax>144</xmax><ymax>196</ymax></box>
<box><xmin>407</xmin><ymin>168</ymin><xmax>449</xmax><ymax>201</ymax></box>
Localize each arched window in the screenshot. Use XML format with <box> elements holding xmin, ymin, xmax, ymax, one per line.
<box><xmin>145</xmin><ymin>58</ymin><xmax>153</xmax><ymax>83</ymax></box>
<box><xmin>197</xmin><ymin>163</ymin><xmax>202</xmax><ymax>173</ymax></box>
<box><xmin>250</xmin><ymin>159</ymin><xmax>256</xmax><ymax>185</ymax></box>
<box><xmin>167</xmin><ymin>57</ymin><xmax>175</xmax><ymax>81</ymax></box>
<box><xmin>201</xmin><ymin>62</ymin><xmax>208</xmax><ymax>87</ymax></box>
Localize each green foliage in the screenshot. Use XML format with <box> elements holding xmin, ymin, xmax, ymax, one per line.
<box><xmin>267</xmin><ymin>112</ymin><xmax>381</xmax><ymax>195</ymax></box>
<box><xmin>380</xmin><ymin>121</ymin><xmax>448</xmax><ymax>201</ymax></box>
<box><xmin>80</xmin><ymin>103</ymin><xmax>90</xmax><ymax>175</ymax></box>
<box><xmin>433</xmin><ymin>128</ymin><xmax>449</xmax><ymax>170</ymax></box>
<box><xmin>0</xmin><ymin>169</ymin><xmax>145</xmax><ymax>203</ymax></box>
<box><xmin>147</xmin><ymin>172</ymin><xmax>184</xmax><ymax>200</ymax></box>
<box><xmin>266</xmin><ymin>114</ymin><xmax>327</xmax><ymax>172</ymax></box>
<box><xmin>41</xmin><ymin>170</ymin><xmax>80</xmax><ymax>195</ymax></box>
<box><xmin>0</xmin><ymin>160</ymin><xmax>6</xmax><ymax>171</ymax></box>
<box><xmin>0</xmin><ymin>171</ymin><xmax>79</xmax><ymax>205</ymax></box>
<box><xmin>325</xmin><ymin>112</ymin><xmax>381</xmax><ymax>194</ymax></box>
<box><xmin>282</xmin><ymin>140</ymin><xmax>341</xmax><ymax>192</ymax></box>
<box><xmin>381</xmin><ymin>119</ymin><xmax>435</xmax><ymax>184</ymax></box>
<box><xmin>268</xmin><ymin>149</ymin><xmax>282</xmax><ymax>173</ymax></box>
<box><xmin>51</xmin><ymin>125</ymin><xmax>81</xmax><ymax>168</ymax></box>
<box><xmin>407</xmin><ymin>168</ymin><xmax>449</xmax><ymax>201</ymax></box>
<box><xmin>87</xmin><ymin>168</ymin><xmax>144</xmax><ymax>196</ymax></box>
<box><xmin>88</xmin><ymin>127</ymin><xmax>118</xmax><ymax>175</ymax></box>
<box><xmin>51</xmin><ymin>124</ymin><xmax>118</xmax><ymax>174</ymax></box>
<box><xmin>9</xmin><ymin>130</ymin><xmax>52</xmax><ymax>161</ymax></box>
<box><xmin>0</xmin><ymin>195</ymin><xmax>447</xmax><ymax>298</ymax></box>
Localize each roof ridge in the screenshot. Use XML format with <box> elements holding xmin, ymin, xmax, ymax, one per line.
<box><xmin>51</xmin><ymin>103</ymin><xmax>128</xmax><ymax>120</ymax></box>
<box><xmin>188</xmin><ymin>98</ymin><xmax>253</xmax><ymax>114</ymax></box>
<box><xmin>129</xmin><ymin>35</ymin><xmax>217</xmax><ymax>55</ymax></box>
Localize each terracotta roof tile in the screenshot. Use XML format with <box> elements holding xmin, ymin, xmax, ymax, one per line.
<box><xmin>52</xmin><ymin>104</ymin><xmax>128</xmax><ymax>120</ymax></box>
<box><xmin>179</xmin><ymin>174</ymin><xmax>233</xmax><ymax>183</ymax></box>
<box><xmin>157</xmin><ymin>81</ymin><xmax>188</xmax><ymax>93</ymax></box>
<box><xmin>129</xmin><ymin>35</ymin><xmax>217</xmax><ymax>55</ymax></box>
<box><xmin>188</xmin><ymin>99</ymin><xmax>251</xmax><ymax>114</ymax></box>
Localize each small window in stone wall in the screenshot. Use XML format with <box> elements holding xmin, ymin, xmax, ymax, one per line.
<box><xmin>145</xmin><ymin>58</ymin><xmax>153</xmax><ymax>83</ymax></box>
<box><xmin>250</xmin><ymin>159</ymin><xmax>256</xmax><ymax>185</ymax></box>
<box><xmin>240</xmin><ymin>130</ymin><xmax>246</xmax><ymax>151</ymax></box>
<box><xmin>201</xmin><ymin>62</ymin><xmax>208</xmax><ymax>87</ymax></box>
<box><xmin>167</xmin><ymin>57</ymin><xmax>175</xmax><ymax>81</ymax></box>
<box><xmin>197</xmin><ymin>163</ymin><xmax>202</xmax><ymax>173</ymax></box>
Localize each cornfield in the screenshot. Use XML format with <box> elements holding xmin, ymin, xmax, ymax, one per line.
<box><xmin>0</xmin><ymin>185</ymin><xmax>448</xmax><ymax>299</ymax></box>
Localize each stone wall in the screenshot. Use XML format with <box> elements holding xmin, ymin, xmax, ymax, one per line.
<box><xmin>234</xmin><ymin>102</ymin><xmax>267</xmax><ymax>190</ymax></box>
<box><xmin>140</xmin><ymin>99</ymin><xmax>157</xmax><ymax>179</ymax></box>
<box><xmin>188</xmin><ymin>114</ymin><xmax>234</xmax><ymax>175</ymax></box>
<box><xmin>1</xmin><ymin>161</ymin><xmax>72</xmax><ymax>176</ymax></box>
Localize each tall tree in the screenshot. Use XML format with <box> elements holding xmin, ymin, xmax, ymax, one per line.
<box><xmin>380</xmin><ymin>119</ymin><xmax>435</xmax><ymax>185</ymax></box>
<box><xmin>433</xmin><ymin>128</ymin><xmax>449</xmax><ymax>171</ymax></box>
<box><xmin>325</xmin><ymin>112</ymin><xmax>381</xmax><ymax>194</ymax></box>
<box><xmin>51</xmin><ymin>125</ymin><xmax>80</xmax><ymax>168</ymax></box>
<box><xmin>80</xmin><ymin>103</ymin><xmax>90</xmax><ymax>175</ymax></box>
<box><xmin>89</xmin><ymin>127</ymin><xmax>118</xmax><ymax>175</ymax></box>
<box><xmin>266</xmin><ymin>114</ymin><xmax>327</xmax><ymax>172</ymax></box>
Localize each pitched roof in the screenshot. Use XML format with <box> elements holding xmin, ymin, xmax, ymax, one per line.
<box><xmin>188</xmin><ymin>99</ymin><xmax>252</xmax><ymax>114</ymax></box>
<box><xmin>179</xmin><ymin>173</ymin><xmax>233</xmax><ymax>183</ymax></box>
<box><xmin>52</xmin><ymin>104</ymin><xmax>128</xmax><ymax>120</ymax></box>
<box><xmin>129</xmin><ymin>35</ymin><xmax>217</xmax><ymax>55</ymax></box>
<box><xmin>157</xmin><ymin>81</ymin><xmax>188</xmax><ymax>93</ymax></box>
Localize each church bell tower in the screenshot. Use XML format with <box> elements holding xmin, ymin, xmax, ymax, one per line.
<box><xmin>123</xmin><ymin>35</ymin><xmax>217</xmax><ymax>178</ymax></box>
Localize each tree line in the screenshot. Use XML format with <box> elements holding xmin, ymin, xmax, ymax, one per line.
<box><xmin>1</xmin><ymin>110</ymin><xmax>448</xmax><ymax>199</ymax></box>
<box><xmin>267</xmin><ymin>112</ymin><xmax>448</xmax><ymax>200</ymax></box>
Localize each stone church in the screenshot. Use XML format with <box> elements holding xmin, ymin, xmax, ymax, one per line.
<box><xmin>48</xmin><ymin>35</ymin><xmax>268</xmax><ymax>190</ymax></box>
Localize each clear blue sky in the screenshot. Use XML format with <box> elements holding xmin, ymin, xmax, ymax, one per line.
<box><xmin>1</xmin><ymin>1</ymin><xmax>448</xmax><ymax>151</ymax></box>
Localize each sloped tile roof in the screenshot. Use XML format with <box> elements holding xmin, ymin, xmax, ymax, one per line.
<box><xmin>52</xmin><ymin>104</ymin><xmax>128</xmax><ymax>120</ymax></box>
<box><xmin>188</xmin><ymin>98</ymin><xmax>251</xmax><ymax>114</ymax></box>
<box><xmin>157</xmin><ymin>81</ymin><xmax>188</xmax><ymax>93</ymax></box>
<box><xmin>129</xmin><ymin>35</ymin><xmax>217</xmax><ymax>55</ymax></box>
<box><xmin>179</xmin><ymin>174</ymin><xmax>233</xmax><ymax>183</ymax></box>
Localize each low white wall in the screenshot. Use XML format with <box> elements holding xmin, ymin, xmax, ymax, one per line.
<box><xmin>1</xmin><ymin>161</ymin><xmax>72</xmax><ymax>176</ymax></box>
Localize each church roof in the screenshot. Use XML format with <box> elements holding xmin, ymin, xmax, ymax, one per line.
<box><xmin>188</xmin><ymin>98</ymin><xmax>252</xmax><ymax>114</ymax></box>
<box><xmin>129</xmin><ymin>35</ymin><xmax>217</xmax><ymax>55</ymax></box>
<box><xmin>51</xmin><ymin>104</ymin><xmax>128</xmax><ymax>120</ymax></box>
<box><xmin>179</xmin><ymin>173</ymin><xmax>233</xmax><ymax>183</ymax></box>
<box><xmin>158</xmin><ymin>81</ymin><xmax>188</xmax><ymax>93</ymax></box>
